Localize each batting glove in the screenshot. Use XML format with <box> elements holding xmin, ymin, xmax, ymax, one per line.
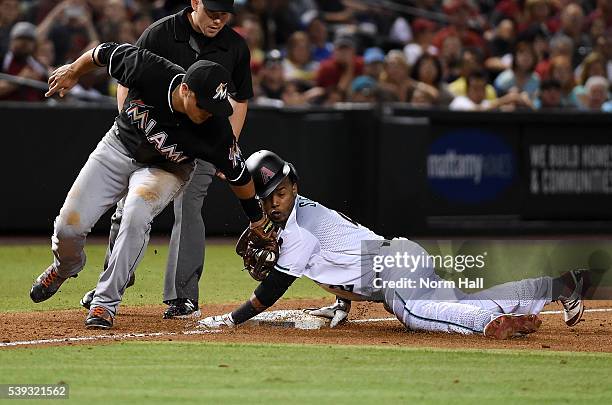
<box><xmin>197</xmin><ymin>313</ymin><xmax>236</xmax><ymax>329</ymax></box>
<box><xmin>304</xmin><ymin>297</ymin><xmax>351</xmax><ymax>328</ymax></box>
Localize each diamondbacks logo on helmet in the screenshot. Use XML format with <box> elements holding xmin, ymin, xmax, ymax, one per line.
<box><xmin>213</xmin><ymin>83</ymin><xmax>228</xmax><ymax>100</ymax></box>
<box><xmin>260</xmin><ymin>166</ymin><xmax>275</xmax><ymax>184</ymax></box>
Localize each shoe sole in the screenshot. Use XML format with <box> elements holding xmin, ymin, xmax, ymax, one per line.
<box><xmin>565</xmin><ymin>301</ymin><xmax>585</xmax><ymax>327</ymax></box>
<box><xmin>485</xmin><ymin>314</ymin><xmax>542</xmax><ymax>340</ymax></box>
<box><xmin>164</xmin><ymin>310</ymin><xmax>201</xmax><ymax>319</ymax></box>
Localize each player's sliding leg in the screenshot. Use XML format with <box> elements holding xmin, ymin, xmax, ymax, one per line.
<box><xmin>86</xmin><ymin>164</ymin><xmax>192</xmax><ymax>328</ymax></box>
<box><xmin>453</xmin><ymin>276</ymin><xmax>553</xmax><ymax>316</ymax></box>
<box><xmin>30</xmin><ymin>129</ymin><xmax>133</xmax><ymax>303</ymax></box>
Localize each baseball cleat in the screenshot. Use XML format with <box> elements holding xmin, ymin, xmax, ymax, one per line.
<box><xmin>559</xmin><ymin>270</ymin><xmax>589</xmax><ymax>327</ymax></box>
<box><xmin>30</xmin><ymin>265</ymin><xmax>68</xmax><ymax>303</ymax></box>
<box><xmin>484</xmin><ymin>314</ymin><xmax>542</xmax><ymax>340</ymax></box>
<box><xmin>85</xmin><ymin>306</ymin><xmax>114</xmax><ymax>329</ymax></box>
<box><xmin>163</xmin><ymin>298</ymin><xmax>201</xmax><ymax>319</ymax></box>
<box><xmin>80</xmin><ymin>272</ymin><xmax>135</xmax><ymax>310</ymax></box>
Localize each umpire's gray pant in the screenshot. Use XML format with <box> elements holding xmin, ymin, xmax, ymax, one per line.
<box><xmin>106</xmin><ymin>158</ymin><xmax>215</xmax><ymax>303</ymax></box>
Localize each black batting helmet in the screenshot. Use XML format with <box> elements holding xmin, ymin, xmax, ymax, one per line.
<box><xmin>246</xmin><ymin>150</ymin><xmax>298</xmax><ymax>198</ymax></box>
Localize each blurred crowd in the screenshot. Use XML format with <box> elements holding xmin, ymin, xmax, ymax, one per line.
<box><xmin>1</xmin><ymin>0</ymin><xmax>612</xmax><ymax>112</ymax></box>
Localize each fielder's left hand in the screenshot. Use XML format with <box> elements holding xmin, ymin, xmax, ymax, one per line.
<box><xmin>46</xmin><ymin>64</ymin><xmax>79</xmax><ymax>98</ymax></box>
<box><xmin>304</xmin><ymin>297</ymin><xmax>351</xmax><ymax>328</ymax></box>
<box><xmin>197</xmin><ymin>313</ymin><xmax>236</xmax><ymax>329</ymax></box>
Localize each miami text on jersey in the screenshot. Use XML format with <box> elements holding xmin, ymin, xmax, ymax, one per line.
<box><xmin>126</xmin><ymin>100</ymin><xmax>189</xmax><ymax>163</ymax></box>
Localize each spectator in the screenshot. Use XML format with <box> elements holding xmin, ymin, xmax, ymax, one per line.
<box><xmin>548</xmin><ymin>54</ymin><xmax>579</xmax><ymax>106</ymax></box>
<box><xmin>362</xmin><ymin>46</ymin><xmax>384</xmax><ymax>79</ymax></box>
<box><xmin>450</xmin><ymin>70</ymin><xmax>534</xmax><ymax>111</ymax></box>
<box><xmin>554</xmin><ymin>3</ymin><xmax>592</xmax><ymax>66</ymax></box>
<box><xmin>535</xmin><ymin>34</ymin><xmax>573</xmax><ymax>78</ymax></box>
<box><xmin>0</xmin><ymin>0</ymin><xmax>22</xmax><ymax>57</ymax></box>
<box><xmin>403</xmin><ymin>18</ymin><xmax>438</xmax><ymax>66</ymax></box>
<box><xmin>35</xmin><ymin>38</ymin><xmax>55</xmax><ymax>69</ymax></box>
<box><xmin>283</xmin><ymin>31</ymin><xmax>318</xmax><ymax>83</ymax></box>
<box><xmin>439</xmin><ymin>34</ymin><xmax>462</xmax><ymax>82</ymax></box>
<box><xmin>448</xmin><ymin>47</ymin><xmax>497</xmax><ymax>101</ymax></box>
<box><xmin>238</xmin><ymin>14</ymin><xmax>265</xmax><ymax>75</ymax></box>
<box><xmin>245</xmin><ymin>0</ymin><xmax>300</xmax><ymax>50</ymax></box>
<box><xmin>378</xmin><ymin>50</ymin><xmax>415</xmax><ymax>102</ymax></box>
<box><xmin>578</xmin><ymin>51</ymin><xmax>608</xmax><ymax>82</ymax></box>
<box><xmin>594</xmin><ymin>32</ymin><xmax>612</xmax><ymax>80</ymax></box>
<box><xmin>581</xmin><ymin>75</ymin><xmax>612</xmax><ymax>111</ymax></box>
<box><xmin>410</xmin><ymin>53</ymin><xmax>454</xmax><ymax>106</ymax></box>
<box><xmin>410</xmin><ymin>85</ymin><xmax>437</xmax><ymax>107</ymax></box>
<box><xmin>349</xmin><ymin>75</ymin><xmax>377</xmax><ymax>103</ymax></box>
<box><xmin>485</xmin><ymin>19</ymin><xmax>516</xmax><ymax>73</ymax></box>
<box><xmin>36</xmin><ymin>0</ymin><xmax>99</xmax><ymax>65</ymax></box>
<box><xmin>494</xmin><ymin>41</ymin><xmax>541</xmax><ymax>99</ymax></box>
<box><xmin>315</xmin><ymin>0</ymin><xmax>359</xmax><ymax>26</ymax></box>
<box><xmin>304</xmin><ymin>14</ymin><xmax>333</xmax><ymax>62</ymax></box>
<box><xmin>97</xmin><ymin>0</ymin><xmax>133</xmax><ymax>43</ymax></box>
<box><xmin>133</xmin><ymin>13</ymin><xmax>153</xmax><ymax>40</ymax></box>
<box><xmin>587</xmin><ymin>0</ymin><xmax>612</xmax><ymax>31</ymax></box>
<box><xmin>432</xmin><ymin>0</ymin><xmax>485</xmax><ymax>50</ymax></box>
<box><xmin>0</xmin><ymin>22</ymin><xmax>48</xmax><ymax>102</ymax></box>
<box><xmin>574</xmin><ymin>51</ymin><xmax>608</xmax><ymax>106</ymax></box>
<box><xmin>534</xmin><ymin>78</ymin><xmax>565</xmax><ymax>109</ymax></box>
<box><xmin>255</xmin><ymin>49</ymin><xmax>285</xmax><ymax>103</ymax></box>
<box><xmin>517</xmin><ymin>0</ymin><xmax>554</xmax><ymax>35</ymax></box>
<box><xmin>316</xmin><ymin>35</ymin><xmax>363</xmax><ymax>98</ymax></box>
<box><xmin>282</xmin><ymin>79</ymin><xmax>323</xmax><ymax>106</ymax></box>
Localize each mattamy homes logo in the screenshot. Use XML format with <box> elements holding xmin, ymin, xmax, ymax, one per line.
<box><xmin>427</xmin><ymin>130</ymin><xmax>516</xmax><ymax>203</ymax></box>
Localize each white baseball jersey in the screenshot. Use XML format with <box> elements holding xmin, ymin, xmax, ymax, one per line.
<box><xmin>274</xmin><ymin>195</ymin><xmax>385</xmax><ymax>301</ymax></box>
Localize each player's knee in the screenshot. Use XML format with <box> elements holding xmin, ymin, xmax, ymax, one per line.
<box><xmin>121</xmin><ymin>205</ymin><xmax>153</xmax><ymax>234</ymax></box>
<box><xmin>55</xmin><ymin>210</ymin><xmax>88</xmax><ymax>239</ymax></box>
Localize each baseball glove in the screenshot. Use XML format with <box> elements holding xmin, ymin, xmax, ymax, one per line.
<box><xmin>236</xmin><ymin>215</ymin><xmax>282</xmax><ymax>281</ymax></box>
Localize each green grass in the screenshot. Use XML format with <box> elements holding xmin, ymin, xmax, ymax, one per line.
<box><xmin>1</xmin><ymin>342</ymin><xmax>611</xmax><ymax>404</ymax></box>
<box><xmin>0</xmin><ymin>244</ymin><xmax>328</xmax><ymax>312</ymax></box>
<box><xmin>2</xmin><ymin>241</ymin><xmax>612</xmax><ymax>404</ymax></box>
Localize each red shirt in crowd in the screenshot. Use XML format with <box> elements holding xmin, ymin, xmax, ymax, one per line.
<box><xmin>1</xmin><ymin>53</ymin><xmax>47</xmax><ymax>102</ymax></box>
<box><xmin>432</xmin><ymin>26</ymin><xmax>485</xmax><ymax>51</ymax></box>
<box><xmin>316</xmin><ymin>56</ymin><xmax>364</xmax><ymax>88</ymax></box>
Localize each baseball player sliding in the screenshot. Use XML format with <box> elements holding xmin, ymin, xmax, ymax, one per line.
<box><xmin>199</xmin><ymin>150</ymin><xmax>589</xmax><ymax>339</ymax></box>
<box><xmin>29</xmin><ymin>43</ymin><xmax>278</xmax><ymax>329</ymax></box>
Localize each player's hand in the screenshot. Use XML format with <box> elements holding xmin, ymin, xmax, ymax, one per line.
<box><xmin>305</xmin><ymin>297</ymin><xmax>351</xmax><ymax>328</ymax></box>
<box><xmin>46</xmin><ymin>64</ymin><xmax>79</xmax><ymax>98</ymax></box>
<box><xmin>197</xmin><ymin>313</ymin><xmax>236</xmax><ymax>329</ymax></box>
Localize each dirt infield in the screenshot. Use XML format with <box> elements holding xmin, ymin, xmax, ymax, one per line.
<box><xmin>2</xmin><ymin>299</ymin><xmax>612</xmax><ymax>352</ymax></box>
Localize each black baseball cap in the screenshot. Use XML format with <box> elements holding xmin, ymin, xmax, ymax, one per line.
<box><xmin>183</xmin><ymin>60</ymin><xmax>234</xmax><ymax>117</ymax></box>
<box><xmin>203</xmin><ymin>0</ymin><xmax>235</xmax><ymax>14</ymax></box>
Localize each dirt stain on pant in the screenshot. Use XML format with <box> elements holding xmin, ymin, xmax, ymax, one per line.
<box><xmin>66</xmin><ymin>211</ymin><xmax>80</xmax><ymax>226</ymax></box>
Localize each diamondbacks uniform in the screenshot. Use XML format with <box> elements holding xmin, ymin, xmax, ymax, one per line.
<box><xmin>234</xmin><ymin>195</ymin><xmax>554</xmax><ymax>335</ymax></box>
<box><xmin>274</xmin><ymin>195</ymin><xmax>384</xmax><ymax>301</ymax></box>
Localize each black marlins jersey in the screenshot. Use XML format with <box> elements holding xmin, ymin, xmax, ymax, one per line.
<box><xmin>96</xmin><ymin>43</ymin><xmax>236</xmax><ymax>168</ymax></box>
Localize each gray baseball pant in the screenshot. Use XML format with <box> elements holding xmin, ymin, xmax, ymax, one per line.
<box><xmin>106</xmin><ymin>158</ymin><xmax>215</xmax><ymax>303</ymax></box>
<box><xmin>379</xmin><ymin>239</ymin><xmax>552</xmax><ymax>335</ymax></box>
<box><xmin>52</xmin><ymin>125</ymin><xmax>193</xmax><ymax>316</ymax></box>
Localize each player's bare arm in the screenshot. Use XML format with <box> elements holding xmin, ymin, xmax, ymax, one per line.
<box><xmin>45</xmin><ymin>46</ymin><xmax>101</xmax><ymax>98</ymax></box>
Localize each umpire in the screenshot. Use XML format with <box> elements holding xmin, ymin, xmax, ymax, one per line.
<box><xmin>90</xmin><ymin>0</ymin><xmax>252</xmax><ymax>318</ymax></box>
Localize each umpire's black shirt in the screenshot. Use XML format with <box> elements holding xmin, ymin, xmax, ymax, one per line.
<box><xmin>136</xmin><ymin>7</ymin><xmax>253</xmax><ymax>101</ymax></box>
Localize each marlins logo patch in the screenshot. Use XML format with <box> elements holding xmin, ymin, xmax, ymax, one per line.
<box><xmin>260</xmin><ymin>166</ymin><xmax>275</xmax><ymax>184</ymax></box>
<box><xmin>213</xmin><ymin>82</ymin><xmax>228</xmax><ymax>100</ymax></box>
